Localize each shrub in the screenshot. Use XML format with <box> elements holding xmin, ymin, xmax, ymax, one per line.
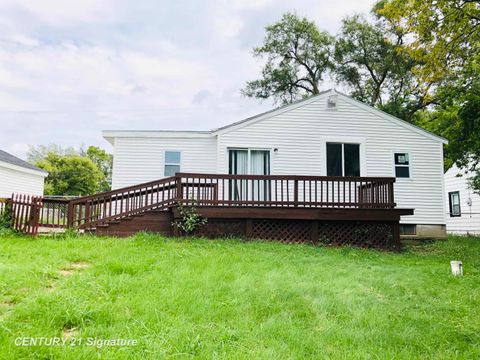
<box><xmin>172</xmin><ymin>201</ymin><xmax>207</xmax><ymax>235</ymax></box>
<box><xmin>0</xmin><ymin>202</ymin><xmax>13</xmax><ymax>229</ymax></box>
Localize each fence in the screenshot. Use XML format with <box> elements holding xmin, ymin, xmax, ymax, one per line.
<box><xmin>10</xmin><ymin>194</ymin><xmax>43</xmax><ymax>236</ymax></box>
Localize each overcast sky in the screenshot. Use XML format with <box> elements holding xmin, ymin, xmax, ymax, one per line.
<box><xmin>0</xmin><ymin>0</ymin><xmax>375</xmax><ymax>158</ymax></box>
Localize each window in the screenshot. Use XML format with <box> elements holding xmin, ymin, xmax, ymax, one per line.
<box><xmin>394</xmin><ymin>153</ymin><xmax>410</xmax><ymax>178</ymax></box>
<box><xmin>399</xmin><ymin>224</ymin><xmax>417</xmax><ymax>235</ymax></box>
<box><xmin>449</xmin><ymin>191</ymin><xmax>461</xmax><ymax>217</ymax></box>
<box><xmin>326</xmin><ymin>143</ymin><xmax>360</xmax><ymax>176</ymax></box>
<box><xmin>164</xmin><ymin>151</ymin><xmax>180</xmax><ymax>176</ymax></box>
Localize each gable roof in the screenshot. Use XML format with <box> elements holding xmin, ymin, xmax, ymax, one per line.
<box><xmin>212</xmin><ymin>89</ymin><xmax>448</xmax><ymax>144</ymax></box>
<box><xmin>102</xmin><ymin>88</ymin><xmax>447</xmax><ymax>145</ymax></box>
<box><xmin>0</xmin><ymin>150</ymin><xmax>48</xmax><ymax>176</ymax></box>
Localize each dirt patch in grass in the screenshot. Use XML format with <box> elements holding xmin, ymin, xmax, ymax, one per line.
<box><xmin>60</xmin><ymin>262</ymin><xmax>90</xmax><ymax>276</ymax></box>
<box><xmin>63</xmin><ymin>327</ymin><xmax>78</xmax><ymax>338</ymax></box>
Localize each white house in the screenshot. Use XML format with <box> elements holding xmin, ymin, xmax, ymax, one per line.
<box><xmin>0</xmin><ymin>150</ymin><xmax>48</xmax><ymax>197</ymax></box>
<box><xmin>444</xmin><ymin>163</ymin><xmax>480</xmax><ymax>235</ymax></box>
<box><xmin>103</xmin><ymin>89</ymin><xmax>448</xmax><ymax>238</ymax></box>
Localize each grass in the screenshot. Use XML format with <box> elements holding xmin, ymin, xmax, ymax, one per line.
<box><xmin>0</xmin><ymin>233</ymin><xmax>479</xmax><ymax>359</ymax></box>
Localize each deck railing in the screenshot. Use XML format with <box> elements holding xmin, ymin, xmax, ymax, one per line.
<box><xmin>176</xmin><ymin>173</ymin><xmax>395</xmax><ymax>209</ymax></box>
<box><xmin>67</xmin><ymin>176</ymin><xmax>179</xmax><ymax>229</ymax></box>
<box><xmin>63</xmin><ymin>173</ymin><xmax>396</xmax><ymax>229</ymax></box>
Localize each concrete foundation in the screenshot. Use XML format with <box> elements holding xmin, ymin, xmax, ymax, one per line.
<box><xmin>401</xmin><ymin>224</ymin><xmax>447</xmax><ymax>239</ymax></box>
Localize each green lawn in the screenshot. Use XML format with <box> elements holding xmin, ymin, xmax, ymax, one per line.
<box><xmin>0</xmin><ymin>233</ymin><xmax>479</xmax><ymax>359</ymax></box>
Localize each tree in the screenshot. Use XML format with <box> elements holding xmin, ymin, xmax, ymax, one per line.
<box><xmin>35</xmin><ymin>152</ymin><xmax>104</xmax><ymax>196</ymax></box>
<box><xmin>378</xmin><ymin>0</ymin><xmax>480</xmax><ymax>83</ymax></box>
<box><xmin>379</xmin><ymin>0</ymin><xmax>480</xmax><ymax>190</ymax></box>
<box><xmin>26</xmin><ymin>144</ymin><xmax>77</xmax><ymax>163</ymax></box>
<box><xmin>83</xmin><ymin>146</ymin><xmax>113</xmax><ymax>193</ymax></box>
<box><xmin>242</xmin><ymin>13</ymin><xmax>334</xmax><ymax>104</ymax></box>
<box><xmin>334</xmin><ymin>14</ymin><xmax>434</xmax><ymax>122</ymax></box>
<box><xmin>28</xmin><ymin>145</ymin><xmax>113</xmax><ymax>195</ymax></box>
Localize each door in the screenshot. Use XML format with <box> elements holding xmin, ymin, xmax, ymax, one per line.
<box><xmin>228</xmin><ymin>149</ymin><xmax>270</xmax><ymax>202</ymax></box>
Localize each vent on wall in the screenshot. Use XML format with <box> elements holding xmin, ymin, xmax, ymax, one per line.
<box><xmin>327</xmin><ymin>95</ymin><xmax>337</xmax><ymax>109</ymax></box>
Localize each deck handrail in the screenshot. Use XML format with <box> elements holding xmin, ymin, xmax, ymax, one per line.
<box><xmin>65</xmin><ymin>173</ymin><xmax>397</xmax><ymax>229</ymax></box>
<box><xmin>175</xmin><ymin>173</ymin><xmax>396</xmax><ymax>210</ymax></box>
<box><xmin>176</xmin><ymin>172</ymin><xmax>396</xmax><ymax>182</ymax></box>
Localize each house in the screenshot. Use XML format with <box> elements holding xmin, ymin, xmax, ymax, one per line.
<box><xmin>102</xmin><ymin>89</ymin><xmax>447</xmax><ymax>239</ymax></box>
<box><xmin>0</xmin><ymin>150</ymin><xmax>47</xmax><ymax>198</ymax></box>
<box><xmin>444</xmin><ymin>163</ymin><xmax>480</xmax><ymax>235</ymax></box>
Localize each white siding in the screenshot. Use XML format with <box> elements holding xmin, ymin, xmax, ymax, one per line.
<box><xmin>444</xmin><ymin>164</ymin><xmax>480</xmax><ymax>235</ymax></box>
<box><xmin>217</xmin><ymin>93</ymin><xmax>445</xmax><ymax>225</ymax></box>
<box><xmin>0</xmin><ymin>165</ymin><xmax>45</xmax><ymax>197</ymax></box>
<box><xmin>111</xmin><ymin>136</ymin><xmax>217</xmax><ymax>189</ymax></box>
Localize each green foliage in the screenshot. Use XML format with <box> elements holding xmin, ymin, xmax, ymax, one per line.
<box><xmin>242</xmin><ymin>12</ymin><xmax>334</xmax><ymax>104</ymax></box>
<box><xmin>28</xmin><ymin>145</ymin><xmax>112</xmax><ymax>196</ymax></box>
<box><xmin>334</xmin><ymin>13</ymin><xmax>433</xmax><ymax>122</ymax></box>
<box><xmin>172</xmin><ymin>201</ymin><xmax>207</xmax><ymax>234</ymax></box>
<box><xmin>0</xmin><ymin>202</ymin><xmax>13</xmax><ymax>229</ymax></box>
<box><xmin>84</xmin><ymin>146</ymin><xmax>113</xmax><ymax>193</ymax></box>
<box><xmin>378</xmin><ymin>0</ymin><xmax>480</xmax><ymax>83</ymax></box>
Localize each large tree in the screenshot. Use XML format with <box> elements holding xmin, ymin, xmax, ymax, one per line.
<box><xmin>242</xmin><ymin>13</ymin><xmax>334</xmax><ymax>104</ymax></box>
<box><xmin>334</xmin><ymin>14</ymin><xmax>434</xmax><ymax>122</ymax></box>
<box><xmin>379</xmin><ymin>0</ymin><xmax>480</xmax><ymax>190</ymax></box>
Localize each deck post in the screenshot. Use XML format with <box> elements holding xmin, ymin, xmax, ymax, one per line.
<box><xmin>392</xmin><ymin>221</ymin><xmax>400</xmax><ymax>244</ymax></box>
<box><xmin>310</xmin><ymin>221</ymin><xmax>318</xmax><ymax>246</ymax></box>
<box><xmin>175</xmin><ymin>175</ymin><xmax>183</xmax><ymax>204</ymax></box>
<box><xmin>67</xmin><ymin>201</ymin><xmax>74</xmax><ymax>229</ymax></box>
<box><xmin>245</xmin><ymin>219</ymin><xmax>253</xmax><ymax>239</ymax></box>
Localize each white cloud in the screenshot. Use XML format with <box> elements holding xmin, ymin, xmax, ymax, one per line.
<box><xmin>0</xmin><ymin>0</ymin><xmax>376</xmax><ymax>158</ymax></box>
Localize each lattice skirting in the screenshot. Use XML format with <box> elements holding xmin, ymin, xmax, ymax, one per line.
<box><xmin>190</xmin><ymin>219</ymin><xmax>400</xmax><ymax>250</ymax></box>
<box><xmin>318</xmin><ymin>221</ymin><xmax>398</xmax><ymax>249</ymax></box>
<box><xmin>251</xmin><ymin>220</ymin><xmax>312</xmax><ymax>244</ymax></box>
<box><xmin>194</xmin><ymin>219</ymin><xmax>246</xmax><ymax>238</ymax></box>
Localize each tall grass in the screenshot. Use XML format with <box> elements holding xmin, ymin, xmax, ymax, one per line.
<box><xmin>0</xmin><ymin>233</ymin><xmax>478</xmax><ymax>359</ymax></box>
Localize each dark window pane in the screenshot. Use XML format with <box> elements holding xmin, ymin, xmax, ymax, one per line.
<box><xmin>395</xmin><ymin>166</ymin><xmax>410</xmax><ymax>178</ymax></box>
<box><xmin>327</xmin><ymin>143</ymin><xmax>342</xmax><ymax>176</ymax></box>
<box><xmin>399</xmin><ymin>224</ymin><xmax>416</xmax><ymax>235</ymax></box>
<box><xmin>395</xmin><ymin>153</ymin><xmax>409</xmax><ymax>165</ymax></box>
<box><xmin>344</xmin><ymin>144</ymin><xmax>360</xmax><ymax>176</ymax></box>
<box><xmin>164</xmin><ymin>164</ymin><xmax>180</xmax><ymax>176</ymax></box>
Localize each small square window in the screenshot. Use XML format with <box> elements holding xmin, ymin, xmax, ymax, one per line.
<box><xmin>164</xmin><ymin>151</ymin><xmax>180</xmax><ymax>177</ymax></box>
<box><xmin>400</xmin><ymin>224</ymin><xmax>416</xmax><ymax>235</ymax></box>
<box><xmin>394</xmin><ymin>152</ymin><xmax>410</xmax><ymax>178</ymax></box>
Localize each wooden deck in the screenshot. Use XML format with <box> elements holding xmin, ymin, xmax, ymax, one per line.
<box><xmin>37</xmin><ymin>173</ymin><xmax>413</xmax><ymax>248</ymax></box>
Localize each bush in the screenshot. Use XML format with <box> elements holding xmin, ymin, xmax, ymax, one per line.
<box><xmin>0</xmin><ymin>202</ymin><xmax>13</xmax><ymax>229</ymax></box>
<box><xmin>172</xmin><ymin>201</ymin><xmax>207</xmax><ymax>235</ymax></box>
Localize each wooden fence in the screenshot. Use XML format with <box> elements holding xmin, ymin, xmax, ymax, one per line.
<box><xmin>10</xmin><ymin>194</ymin><xmax>43</xmax><ymax>236</ymax></box>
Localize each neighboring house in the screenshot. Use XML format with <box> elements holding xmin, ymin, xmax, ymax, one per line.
<box><xmin>444</xmin><ymin>163</ymin><xmax>480</xmax><ymax>235</ymax></box>
<box><xmin>0</xmin><ymin>150</ymin><xmax>48</xmax><ymax>197</ymax></box>
<box><xmin>103</xmin><ymin>89</ymin><xmax>448</xmax><ymax>238</ymax></box>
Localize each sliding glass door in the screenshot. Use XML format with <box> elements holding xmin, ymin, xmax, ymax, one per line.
<box><xmin>229</xmin><ymin>149</ymin><xmax>270</xmax><ymax>202</ymax></box>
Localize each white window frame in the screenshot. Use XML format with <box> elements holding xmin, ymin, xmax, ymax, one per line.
<box><xmin>227</xmin><ymin>147</ymin><xmax>271</xmax><ymax>175</ymax></box>
<box><xmin>164</xmin><ymin>150</ymin><xmax>181</xmax><ymax>177</ymax></box>
<box><xmin>322</xmin><ymin>137</ymin><xmax>366</xmax><ymax>176</ymax></box>
<box><xmin>393</xmin><ymin>151</ymin><xmax>412</xmax><ymax>179</ymax></box>
<box><xmin>325</xmin><ymin>142</ymin><xmax>362</xmax><ymax>177</ymax></box>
